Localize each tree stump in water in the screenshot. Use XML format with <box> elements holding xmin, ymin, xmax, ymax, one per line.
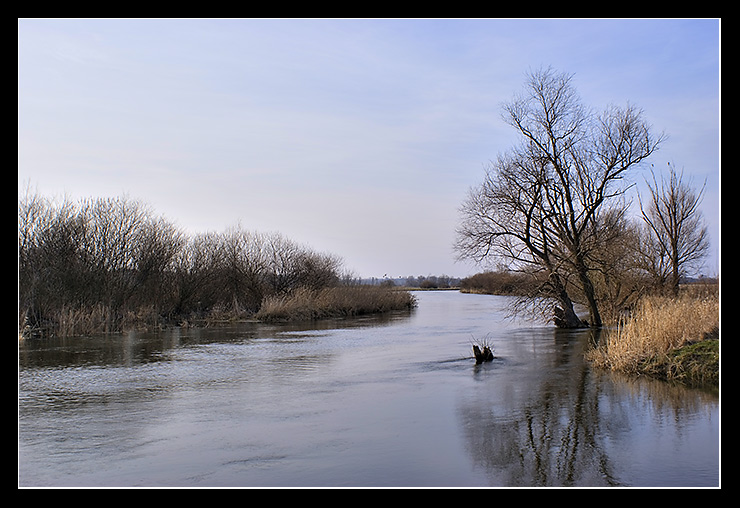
<box><xmin>473</xmin><ymin>344</ymin><xmax>494</xmax><ymax>364</ymax></box>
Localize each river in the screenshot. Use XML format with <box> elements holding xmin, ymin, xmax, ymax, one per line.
<box><xmin>18</xmin><ymin>291</ymin><xmax>720</xmax><ymax>488</ymax></box>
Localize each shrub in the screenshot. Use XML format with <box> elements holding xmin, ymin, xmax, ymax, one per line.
<box><xmin>18</xmin><ymin>191</ymin><xmax>351</xmax><ymax>337</ymax></box>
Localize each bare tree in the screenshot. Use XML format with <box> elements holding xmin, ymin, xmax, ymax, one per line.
<box><xmin>457</xmin><ymin>151</ymin><xmax>587</xmax><ymax>328</ymax></box>
<box><xmin>261</xmin><ymin>232</ymin><xmax>341</xmax><ymax>293</ymax></box>
<box><xmin>639</xmin><ymin>163</ymin><xmax>710</xmax><ymax>295</ymax></box>
<box><xmin>457</xmin><ymin>67</ymin><xmax>664</xmax><ymax>327</ymax></box>
<box><xmin>217</xmin><ymin>226</ymin><xmax>269</xmax><ymax>314</ymax></box>
<box><xmin>172</xmin><ymin>232</ymin><xmax>214</xmax><ymax>316</ymax></box>
<box><xmin>18</xmin><ymin>191</ymin><xmax>88</xmax><ymax>326</ymax></box>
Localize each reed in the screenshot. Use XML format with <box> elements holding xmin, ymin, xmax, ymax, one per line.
<box><xmin>254</xmin><ymin>285</ymin><xmax>417</xmax><ymax>322</ymax></box>
<box><xmin>586</xmin><ymin>288</ymin><xmax>719</xmax><ymax>385</ymax></box>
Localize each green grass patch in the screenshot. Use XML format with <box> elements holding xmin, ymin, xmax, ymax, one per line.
<box><xmin>642</xmin><ymin>336</ymin><xmax>719</xmax><ymax>388</ymax></box>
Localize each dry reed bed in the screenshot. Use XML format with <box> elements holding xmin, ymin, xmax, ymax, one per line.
<box><xmin>255</xmin><ymin>286</ymin><xmax>417</xmax><ymax>322</ymax></box>
<box><xmin>587</xmin><ymin>290</ymin><xmax>719</xmax><ymax>385</ymax></box>
<box><xmin>20</xmin><ymin>286</ymin><xmax>417</xmax><ymax>338</ymax></box>
<box><xmin>20</xmin><ymin>304</ymin><xmax>168</xmax><ymax>339</ymax></box>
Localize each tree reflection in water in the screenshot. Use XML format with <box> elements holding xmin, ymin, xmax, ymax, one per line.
<box><xmin>457</xmin><ymin>327</ymin><xmax>691</xmax><ymax>487</ymax></box>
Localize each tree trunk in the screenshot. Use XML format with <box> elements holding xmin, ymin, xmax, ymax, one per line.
<box><xmin>575</xmin><ymin>257</ymin><xmax>602</xmax><ymax>327</ymax></box>
<box><xmin>553</xmin><ymin>305</ymin><xmax>586</xmax><ymax>329</ymax></box>
<box><xmin>550</xmin><ymin>273</ymin><xmax>587</xmax><ymax>328</ymax></box>
<box><xmin>670</xmin><ymin>250</ymin><xmax>681</xmax><ymax>296</ymax></box>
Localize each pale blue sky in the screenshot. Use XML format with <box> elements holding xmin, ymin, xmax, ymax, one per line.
<box><xmin>18</xmin><ymin>18</ymin><xmax>720</xmax><ymax>278</ymax></box>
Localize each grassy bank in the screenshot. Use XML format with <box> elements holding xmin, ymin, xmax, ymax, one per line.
<box><xmin>254</xmin><ymin>286</ymin><xmax>417</xmax><ymax>323</ymax></box>
<box><xmin>586</xmin><ymin>287</ymin><xmax>719</xmax><ymax>387</ymax></box>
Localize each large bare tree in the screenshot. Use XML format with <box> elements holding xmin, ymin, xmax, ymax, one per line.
<box><xmin>457</xmin><ymin>67</ymin><xmax>664</xmax><ymax>327</ymax></box>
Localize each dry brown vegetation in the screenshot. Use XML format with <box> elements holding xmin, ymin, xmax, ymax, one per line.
<box><xmin>254</xmin><ymin>286</ymin><xmax>417</xmax><ymax>323</ymax></box>
<box><xmin>18</xmin><ymin>191</ymin><xmax>415</xmax><ymax>337</ymax></box>
<box><xmin>586</xmin><ymin>284</ymin><xmax>719</xmax><ymax>386</ymax></box>
<box><xmin>459</xmin><ymin>271</ymin><xmax>539</xmax><ymax>296</ymax></box>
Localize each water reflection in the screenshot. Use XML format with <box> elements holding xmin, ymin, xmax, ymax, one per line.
<box><xmin>458</xmin><ymin>326</ymin><xmax>718</xmax><ymax>487</ymax></box>
<box><xmin>18</xmin><ymin>292</ymin><xmax>718</xmax><ymax>487</ymax></box>
<box><xmin>460</xmin><ymin>327</ymin><xmax>609</xmax><ymax>486</ymax></box>
<box><xmin>18</xmin><ymin>311</ymin><xmax>410</xmax><ymax>371</ymax></box>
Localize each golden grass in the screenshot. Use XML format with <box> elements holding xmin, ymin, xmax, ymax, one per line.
<box><xmin>254</xmin><ymin>285</ymin><xmax>417</xmax><ymax>322</ymax></box>
<box><xmin>19</xmin><ymin>286</ymin><xmax>417</xmax><ymax>337</ymax></box>
<box><xmin>19</xmin><ymin>304</ymin><xmax>166</xmax><ymax>338</ymax></box>
<box><xmin>586</xmin><ymin>288</ymin><xmax>719</xmax><ymax>384</ymax></box>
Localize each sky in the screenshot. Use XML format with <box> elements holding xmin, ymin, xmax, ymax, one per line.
<box><xmin>18</xmin><ymin>18</ymin><xmax>721</xmax><ymax>280</ymax></box>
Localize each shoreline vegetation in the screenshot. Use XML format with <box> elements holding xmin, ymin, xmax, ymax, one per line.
<box><xmin>18</xmin><ymin>191</ymin><xmax>417</xmax><ymax>340</ymax></box>
<box><xmin>460</xmin><ymin>271</ymin><xmax>719</xmax><ymax>388</ymax></box>
<box><xmin>586</xmin><ymin>285</ymin><xmax>719</xmax><ymax>389</ymax></box>
<box><xmin>254</xmin><ymin>285</ymin><xmax>416</xmax><ymax>323</ymax></box>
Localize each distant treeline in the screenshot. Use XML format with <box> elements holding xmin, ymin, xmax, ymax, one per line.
<box><xmin>459</xmin><ymin>269</ymin><xmax>717</xmax><ymax>298</ymax></box>
<box><xmin>18</xmin><ymin>191</ymin><xmax>412</xmax><ymax>338</ymax></box>
<box><xmin>459</xmin><ymin>271</ymin><xmax>539</xmax><ymax>296</ymax></box>
<box><xmin>400</xmin><ymin>274</ymin><xmax>460</xmax><ymax>289</ymax></box>
<box><xmin>360</xmin><ymin>275</ymin><xmax>461</xmax><ymax>289</ymax></box>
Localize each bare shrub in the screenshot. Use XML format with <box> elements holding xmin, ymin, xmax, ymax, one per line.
<box><xmin>18</xmin><ymin>191</ymin><xmax>351</xmax><ymax>337</ymax></box>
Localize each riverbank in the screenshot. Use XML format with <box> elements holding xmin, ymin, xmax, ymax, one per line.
<box><xmin>19</xmin><ymin>285</ymin><xmax>417</xmax><ymax>339</ymax></box>
<box><xmin>586</xmin><ymin>286</ymin><xmax>719</xmax><ymax>388</ymax></box>
<box><xmin>254</xmin><ymin>285</ymin><xmax>417</xmax><ymax>322</ymax></box>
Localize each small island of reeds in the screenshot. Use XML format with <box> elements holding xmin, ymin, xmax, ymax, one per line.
<box><xmin>254</xmin><ymin>285</ymin><xmax>416</xmax><ymax>323</ymax></box>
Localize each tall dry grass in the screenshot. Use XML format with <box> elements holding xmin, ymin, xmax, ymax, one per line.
<box><xmin>254</xmin><ymin>286</ymin><xmax>417</xmax><ymax>322</ymax></box>
<box><xmin>19</xmin><ymin>303</ymin><xmax>167</xmax><ymax>339</ymax></box>
<box><xmin>587</xmin><ymin>288</ymin><xmax>719</xmax><ymax>379</ymax></box>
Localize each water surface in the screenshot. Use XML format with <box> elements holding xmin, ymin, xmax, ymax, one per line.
<box><xmin>18</xmin><ymin>291</ymin><xmax>720</xmax><ymax>487</ymax></box>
